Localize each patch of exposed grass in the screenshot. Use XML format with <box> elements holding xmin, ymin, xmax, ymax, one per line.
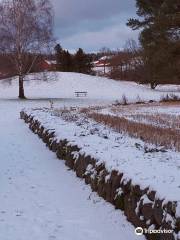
<box><xmin>87</xmin><ymin>112</ymin><xmax>180</xmax><ymax>152</ymax></box>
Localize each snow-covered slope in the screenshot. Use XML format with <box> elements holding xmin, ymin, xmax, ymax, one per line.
<box><xmin>0</xmin><ymin>72</ymin><xmax>148</xmax><ymax>240</ymax></box>
<box><xmin>0</xmin><ymin>72</ymin><xmax>179</xmax><ymax>240</ymax></box>
<box><xmin>0</xmin><ymin>72</ymin><xmax>179</xmax><ymax>102</ymax></box>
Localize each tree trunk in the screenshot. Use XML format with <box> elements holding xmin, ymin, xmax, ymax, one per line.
<box><xmin>18</xmin><ymin>75</ymin><xmax>26</xmax><ymax>99</ymax></box>
<box><xmin>104</xmin><ymin>60</ymin><xmax>106</xmax><ymax>75</ymax></box>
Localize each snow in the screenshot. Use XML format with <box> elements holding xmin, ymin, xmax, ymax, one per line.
<box><xmin>24</xmin><ymin>108</ymin><xmax>180</xmax><ymax>207</ymax></box>
<box><xmin>45</xmin><ymin>60</ymin><xmax>57</xmax><ymax>65</ymax></box>
<box><xmin>0</xmin><ymin>71</ymin><xmax>179</xmax><ymax>239</ymax></box>
<box><xmin>97</xmin><ymin>103</ymin><xmax>180</xmax><ymax>129</ymax></box>
<box><xmin>99</xmin><ymin>103</ymin><xmax>180</xmax><ymax>117</ymax></box>
<box><xmin>140</xmin><ymin>195</ymin><xmax>152</xmax><ymax>205</ymax></box>
<box><xmin>0</xmin><ymin>72</ymin><xmax>149</xmax><ymax>240</ymax></box>
<box><xmin>93</xmin><ymin>66</ymin><xmax>111</xmax><ymax>74</ymax></box>
<box><xmin>0</xmin><ymin>101</ymin><xmax>146</xmax><ymax>240</ymax></box>
<box><xmin>99</xmin><ymin>56</ymin><xmax>112</xmax><ymax>60</ymax></box>
<box><xmin>0</xmin><ymin>72</ymin><xmax>180</xmax><ymax>102</ymax></box>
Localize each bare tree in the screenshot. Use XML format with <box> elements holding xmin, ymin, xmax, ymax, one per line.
<box><xmin>109</xmin><ymin>39</ymin><xmax>145</xmax><ymax>81</ymax></box>
<box><xmin>0</xmin><ymin>0</ymin><xmax>54</xmax><ymax>98</ymax></box>
<box><xmin>124</xmin><ymin>39</ymin><xmax>143</xmax><ymax>70</ymax></box>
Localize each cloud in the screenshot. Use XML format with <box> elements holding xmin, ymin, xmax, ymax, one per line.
<box><xmin>52</xmin><ymin>0</ymin><xmax>136</xmax><ymax>22</ymax></box>
<box><xmin>60</xmin><ymin>23</ymin><xmax>139</xmax><ymax>52</ymax></box>
<box><xmin>51</xmin><ymin>0</ymin><xmax>138</xmax><ymax>51</ymax></box>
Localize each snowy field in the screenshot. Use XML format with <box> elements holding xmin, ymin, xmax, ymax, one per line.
<box><xmin>0</xmin><ymin>101</ymin><xmax>146</xmax><ymax>240</ymax></box>
<box><xmin>0</xmin><ymin>72</ymin><xmax>179</xmax><ymax>240</ymax></box>
<box><xmin>1</xmin><ymin>72</ymin><xmax>180</xmax><ymax>102</ymax></box>
<box><xmin>97</xmin><ymin>102</ymin><xmax>180</xmax><ymax>129</ymax></box>
<box><xmin>99</xmin><ymin>102</ymin><xmax>180</xmax><ymax>116</ymax></box>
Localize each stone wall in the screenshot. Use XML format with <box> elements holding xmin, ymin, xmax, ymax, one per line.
<box><xmin>20</xmin><ymin>110</ymin><xmax>180</xmax><ymax>240</ymax></box>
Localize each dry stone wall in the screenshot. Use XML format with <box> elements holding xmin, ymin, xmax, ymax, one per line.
<box><xmin>20</xmin><ymin>110</ymin><xmax>180</xmax><ymax>240</ymax></box>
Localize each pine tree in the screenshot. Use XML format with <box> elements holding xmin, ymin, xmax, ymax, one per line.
<box><xmin>74</xmin><ymin>48</ymin><xmax>92</xmax><ymax>74</ymax></box>
<box><xmin>127</xmin><ymin>0</ymin><xmax>180</xmax><ymax>88</ymax></box>
<box><xmin>54</xmin><ymin>44</ymin><xmax>63</xmax><ymax>71</ymax></box>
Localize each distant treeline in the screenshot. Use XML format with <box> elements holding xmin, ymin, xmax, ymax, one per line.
<box><xmin>54</xmin><ymin>44</ymin><xmax>93</xmax><ymax>74</ymax></box>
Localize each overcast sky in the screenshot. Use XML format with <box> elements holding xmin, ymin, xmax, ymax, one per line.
<box><xmin>52</xmin><ymin>0</ymin><xmax>139</xmax><ymax>53</ymax></box>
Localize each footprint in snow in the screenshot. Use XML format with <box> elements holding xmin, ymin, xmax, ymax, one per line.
<box><xmin>0</xmin><ymin>210</ymin><xmax>6</xmax><ymax>214</ymax></box>
<box><xmin>48</xmin><ymin>235</ymin><xmax>56</xmax><ymax>240</ymax></box>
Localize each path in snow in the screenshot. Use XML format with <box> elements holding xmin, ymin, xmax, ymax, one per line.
<box><xmin>0</xmin><ymin>100</ymin><xmax>145</xmax><ymax>240</ymax></box>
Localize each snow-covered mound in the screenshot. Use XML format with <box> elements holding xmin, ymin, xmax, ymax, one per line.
<box><xmin>0</xmin><ymin>72</ymin><xmax>179</xmax><ymax>102</ymax></box>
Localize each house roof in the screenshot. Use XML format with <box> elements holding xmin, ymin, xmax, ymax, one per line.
<box><xmin>44</xmin><ymin>60</ymin><xmax>57</xmax><ymax>65</ymax></box>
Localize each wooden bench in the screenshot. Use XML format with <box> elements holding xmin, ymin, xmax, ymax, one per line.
<box><xmin>75</xmin><ymin>91</ymin><xmax>88</xmax><ymax>97</ymax></box>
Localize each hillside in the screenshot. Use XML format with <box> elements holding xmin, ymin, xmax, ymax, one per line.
<box><xmin>0</xmin><ymin>72</ymin><xmax>179</xmax><ymax>240</ymax></box>
<box><xmin>0</xmin><ymin>72</ymin><xmax>180</xmax><ymax>102</ymax></box>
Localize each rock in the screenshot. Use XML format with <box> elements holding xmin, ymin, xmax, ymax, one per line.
<box><xmin>159</xmin><ymin>222</ymin><xmax>174</xmax><ymax>240</ymax></box>
<box><xmin>147</xmin><ymin>190</ymin><xmax>156</xmax><ymax>202</ymax></box>
<box><xmin>176</xmin><ymin>217</ymin><xmax>180</xmax><ymax>232</ymax></box>
<box><xmin>74</xmin><ymin>154</ymin><xmax>89</xmax><ymax>178</ymax></box>
<box><xmin>142</xmin><ymin>203</ymin><xmax>153</xmax><ymax>220</ymax></box>
<box><xmin>104</xmin><ymin>178</ymin><xmax>112</xmax><ymax>203</ymax></box>
<box><xmin>115</xmin><ymin>194</ymin><xmax>125</xmax><ymax>210</ymax></box>
<box><xmin>97</xmin><ymin>169</ymin><xmax>108</xmax><ymax>199</ymax></box>
<box><xmin>50</xmin><ymin>140</ymin><xmax>58</xmax><ymax>152</ymax></box>
<box><xmin>124</xmin><ymin>193</ymin><xmax>145</xmax><ymax>227</ymax></box>
<box><xmin>154</xmin><ymin>206</ymin><xmax>163</xmax><ymax>226</ymax></box>
<box><xmin>21</xmin><ymin>111</ymin><xmax>178</xmax><ymax>239</ymax></box>
<box><xmin>90</xmin><ymin>175</ymin><xmax>98</xmax><ymax>192</ymax></box>
<box><xmin>111</xmin><ymin>172</ymin><xmax>122</xmax><ymax>203</ymax></box>
<box><xmin>133</xmin><ymin>185</ymin><xmax>142</xmax><ymax>196</ymax></box>
<box><xmin>121</xmin><ymin>179</ymin><xmax>131</xmax><ymax>195</ymax></box>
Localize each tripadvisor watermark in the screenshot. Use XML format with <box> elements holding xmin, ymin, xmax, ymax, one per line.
<box><xmin>135</xmin><ymin>227</ymin><xmax>173</xmax><ymax>236</ymax></box>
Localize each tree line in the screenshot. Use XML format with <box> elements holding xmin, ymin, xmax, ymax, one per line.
<box><xmin>54</xmin><ymin>44</ymin><xmax>93</xmax><ymax>74</ymax></box>
<box><xmin>0</xmin><ymin>0</ymin><xmax>179</xmax><ymax>99</ymax></box>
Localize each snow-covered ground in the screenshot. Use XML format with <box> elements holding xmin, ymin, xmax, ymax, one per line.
<box><xmin>99</xmin><ymin>102</ymin><xmax>180</xmax><ymax>117</ymax></box>
<box><xmin>1</xmin><ymin>72</ymin><xmax>180</xmax><ymax>102</ymax></box>
<box><xmin>97</xmin><ymin>103</ymin><xmax>180</xmax><ymax>129</ymax></box>
<box><xmin>0</xmin><ymin>72</ymin><xmax>179</xmax><ymax>239</ymax></box>
<box><xmin>0</xmin><ymin>102</ymin><xmax>147</xmax><ymax>240</ymax></box>
<box><xmin>0</xmin><ymin>73</ymin><xmax>148</xmax><ymax>240</ymax></box>
<box><xmin>24</xmin><ymin>108</ymin><xmax>180</xmax><ymax>206</ymax></box>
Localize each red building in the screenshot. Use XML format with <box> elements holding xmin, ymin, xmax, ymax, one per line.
<box><xmin>38</xmin><ymin>60</ymin><xmax>57</xmax><ymax>71</ymax></box>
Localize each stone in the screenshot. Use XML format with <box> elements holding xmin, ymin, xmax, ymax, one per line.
<box><xmin>176</xmin><ymin>217</ymin><xmax>180</xmax><ymax>232</ymax></box>
<box><xmin>21</xmin><ymin>112</ymin><xmax>178</xmax><ymax>239</ymax></box>
<box><xmin>159</xmin><ymin>222</ymin><xmax>174</xmax><ymax>240</ymax></box>
<box><xmin>154</xmin><ymin>206</ymin><xmax>163</xmax><ymax>226</ymax></box>
<box><xmin>115</xmin><ymin>194</ymin><xmax>125</xmax><ymax>210</ymax></box>
<box><xmin>133</xmin><ymin>185</ymin><xmax>143</xmax><ymax>197</ymax></box>
<box><xmin>104</xmin><ymin>179</ymin><xmax>112</xmax><ymax>203</ymax></box>
<box><xmin>147</xmin><ymin>190</ymin><xmax>156</xmax><ymax>202</ymax></box>
<box><xmin>111</xmin><ymin>172</ymin><xmax>122</xmax><ymax>203</ymax></box>
<box><xmin>121</xmin><ymin>179</ymin><xmax>131</xmax><ymax>194</ymax></box>
<box><xmin>74</xmin><ymin>154</ymin><xmax>90</xmax><ymax>178</ymax></box>
<box><xmin>124</xmin><ymin>193</ymin><xmax>145</xmax><ymax>227</ymax></box>
<box><xmin>141</xmin><ymin>203</ymin><xmax>153</xmax><ymax>220</ymax></box>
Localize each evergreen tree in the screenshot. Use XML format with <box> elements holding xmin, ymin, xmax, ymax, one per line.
<box><xmin>54</xmin><ymin>45</ymin><xmax>74</xmax><ymax>72</ymax></box>
<box><xmin>54</xmin><ymin>44</ymin><xmax>63</xmax><ymax>71</ymax></box>
<box><xmin>54</xmin><ymin>45</ymin><xmax>92</xmax><ymax>74</ymax></box>
<box><xmin>62</xmin><ymin>50</ymin><xmax>73</xmax><ymax>72</ymax></box>
<box><xmin>127</xmin><ymin>0</ymin><xmax>180</xmax><ymax>88</ymax></box>
<box><xmin>74</xmin><ymin>48</ymin><xmax>92</xmax><ymax>74</ymax></box>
